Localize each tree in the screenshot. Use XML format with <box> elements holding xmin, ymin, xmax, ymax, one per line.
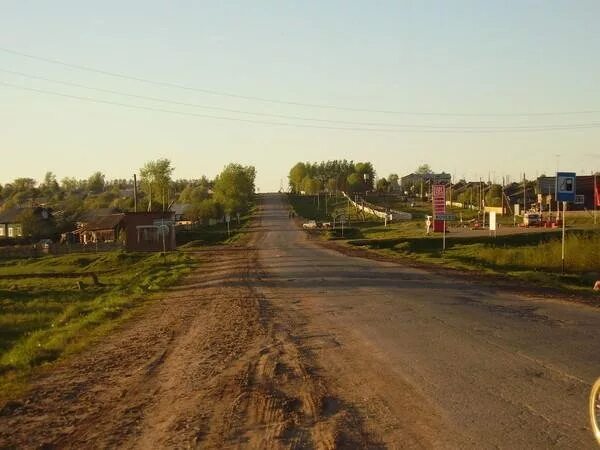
<box><xmin>61</xmin><ymin>177</ymin><xmax>80</xmax><ymax>193</ymax></box>
<box><xmin>326</xmin><ymin>178</ymin><xmax>338</xmax><ymax>194</ymax></box>
<box><xmin>213</xmin><ymin>164</ymin><xmax>256</xmax><ymax>214</ymax></box>
<box><xmin>87</xmin><ymin>172</ymin><xmax>106</xmax><ymax>194</ymax></box>
<box><xmin>376</xmin><ymin>178</ymin><xmax>390</xmax><ymax>192</ymax></box>
<box><xmin>40</xmin><ymin>172</ymin><xmax>60</xmax><ymax>200</ymax></box>
<box><xmin>346</xmin><ymin>173</ymin><xmax>363</xmax><ymax>192</ymax></box>
<box><xmin>140</xmin><ymin>159</ymin><xmax>174</xmax><ymax>211</ymax></box>
<box><xmin>289</xmin><ymin>162</ymin><xmax>308</xmax><ymax>193</ymax></box>
<box><xmin>178</xmin><ymin>184</ymin><xmax>209</xmax><ymax>204</ymax></box>
<box><xmin>301</xmin><ymin>176</ymin><xmax>321</xmax><ymax>195</ymax></box>
<box><xmin>387</xmin><ymin>174</ymin><xmax>400</xmax><ymax>191</ymax></box>
<box><xmin>19</xmin><ymin>208</ymin><xmax>56</xmax><ymax>241</ymax></box>
<box><xmin>416</xmin><ymin>164</ymin><xmax>433</xmax><ymax>175</ymax></box>
<box><xmin>185</xmin><ymin>199</ymin><xmax>223</xmax><ymax>223</ymax></box>
<box><xmin>354</xmin><ymin>162</ymin><xmax>375</xmax><ymax>190</ymax></box>
<box><xmin>9</xmin><ymin>178</ymin><xmax>39</xmax><ymax>206</ymax></box>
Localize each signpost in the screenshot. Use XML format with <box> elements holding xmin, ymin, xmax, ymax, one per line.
<box><xmin>338</xmin><ymin>214</ymin><xmax>347</xmax><ymax>237</ymax></box>
<box><xmin>489</xmin><ymin>211</ymin><xmax>497</xmax><ymax>237</ymax></box>
<box><xmin>154</xmin><ymin>219</ymin><xmax>172</xmax><ymax>255</ymax></box>
<box><xmin>225</xmin><ymin>214</ymin><xmax>231</xmax><ymax>238</ymax></box>
<box><xmin>556</xmin><ymin>172</ymin><xmax>576</xmax><ymax>274</ymax></box>
<box><xmin>432</xmin><ymin>185</ymin><xmax>446</xmax><ymax>251</ymax></box>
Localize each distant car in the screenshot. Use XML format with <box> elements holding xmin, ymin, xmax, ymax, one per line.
<box><xmin>303</xmin><ymin>220</ymin><xmax>318</xmax><ymax>229</ymax></box>
<box><xmin>321</xmin><ymin>222</ymin><xmax>332</xmax><ymax>228</ymax></box>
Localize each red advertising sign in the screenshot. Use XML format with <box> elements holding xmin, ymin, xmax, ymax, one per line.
<box><xmin>595</xmin><ymin>176</ymin><xmax>600</xmax><ymax>207</ymax></box>
<box><xmin>432</xmin><ymin>184</ymin><xmax>446</xmax><ymax>216</ymax></box>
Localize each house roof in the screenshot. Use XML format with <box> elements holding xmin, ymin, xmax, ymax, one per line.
<box><xmin>83</xmin><ymin>214</ymin><xmax>125</xmax><ymax>231</ymax></box>
<box><xmin>80</xmin><ymin>208</ymin><xmax>121</xmax><ymax>222</ymax></box>
<box><xmin>0</xmin><ymin>207</ymin><xmax>23</xmax><ymax>224</ymax></box>
<box><xmin>170</xmin><ymin>203</ymin><xmax>191</xmax><ymax>216</ymax></box>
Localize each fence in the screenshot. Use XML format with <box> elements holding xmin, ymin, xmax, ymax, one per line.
<box><xmin>342</xmin><ymin>192</ymin><xmax>412</xmax><ymax>221</ymax></box>
<box><xmin>0</xmin><ymin>242</ymin><xmax>124</xmax><ymax>259</ymax></box>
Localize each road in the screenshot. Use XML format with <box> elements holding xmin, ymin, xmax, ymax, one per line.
<box><xmin>1</xmin><ymin>193</ymin><xmax>599</xmax><ymax>449</ymax></box>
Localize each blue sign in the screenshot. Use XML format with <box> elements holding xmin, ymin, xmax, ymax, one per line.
<box><xmin>556</xmin><ymin>172</ymin><xmax>576</xmax><ymax>203</ymax></box>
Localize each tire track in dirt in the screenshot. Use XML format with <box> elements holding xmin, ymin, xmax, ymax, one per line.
<box><xmin>0</xmin><ymin>244</ymin><xmax>380</xmax><ymax>449</ymax></box>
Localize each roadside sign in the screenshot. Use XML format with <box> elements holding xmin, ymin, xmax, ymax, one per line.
<box><xmin>435</xmin><ymin>214</ymin><xmax>456</xmax><ymax>221</ymax></box>
<box><xmin>432</xmin><ymin>185</ymin><xmax>446</xmax><ymax>216</ymax></box>
<box><xmin>225</xmin><ymin>214</ymin><xmax>231</xmax><ymax>223</ymax></box>
<box><xmin>489</xmin><ymin>211</ymin><xmax>497</xmax><ymax>231</ymax></box>
<box><xmin>556</xmin><ymin>172</ymin><xmax>576</xmax><ymax>203</ymax></box>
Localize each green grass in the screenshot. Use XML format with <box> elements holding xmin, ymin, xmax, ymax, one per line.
<box><xmin>0</xmin><ymin>250</ymin><xmax>194</xmax><ymax>399</ymax></box>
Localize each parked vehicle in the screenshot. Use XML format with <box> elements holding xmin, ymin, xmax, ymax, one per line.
<box><xmin>523</xmin><ymin>212</ymin><xmax>541</xmax><ymax>227</ymax></box>
<box><xmin>303</xmin><ymin>220</ymin><xmax>318</xmax><ymax>229</ymax></box>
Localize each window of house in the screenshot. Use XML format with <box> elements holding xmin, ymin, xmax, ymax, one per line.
<box><xmin>0</xmin><ymin>226</ymin><xmax>4</xmax><ymax>237</ymax></box>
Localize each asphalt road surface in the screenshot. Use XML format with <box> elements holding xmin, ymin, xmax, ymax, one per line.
<box><xmin>1</xmin><ymin>193</ymin><xmax>599</xmax><ymax>449</ymax></box>
<box><xmin>255</xmin><ymin>194</ymin><xmax>600</xmax><ymax>448</ymax></box>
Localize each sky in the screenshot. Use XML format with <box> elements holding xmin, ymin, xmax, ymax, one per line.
<box><xmin>1</xmin><ymin>0</ymin><xmax>600</xmax><ymax>191</ymax></box>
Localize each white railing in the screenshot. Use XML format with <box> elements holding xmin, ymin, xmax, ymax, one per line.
<box><xmin>341</xmin><ymin>192</ymin><xmax>412</xmax><ymax>221</ymax></box>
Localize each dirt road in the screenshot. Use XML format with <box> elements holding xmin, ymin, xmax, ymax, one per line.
<box><xmin>1</xmin><ymin>194</ymin><xmax>599</xmax><ymax>448</ymax></box>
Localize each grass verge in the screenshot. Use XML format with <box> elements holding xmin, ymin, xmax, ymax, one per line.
<box><xmin>0</xmin><ymin>250</ymin><xmax>194</xmax><ymax>400</ymax></box>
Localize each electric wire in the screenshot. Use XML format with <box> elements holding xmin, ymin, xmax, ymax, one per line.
<box><xmin>2</xmin><ymin>46</ymin><xmax>599</xmax><ymax>117</ymax></box>
<box><xmin>3</xmin><ymin>81</ymin><xmax>600</xmax><ymax>133</ymax></box>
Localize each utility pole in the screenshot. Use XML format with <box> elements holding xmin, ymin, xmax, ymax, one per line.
<box><xmin>523</xmin><ymin>172</ymin><xmax>527</xmax><ymax>217</ymax></box>
<box><xmin>561</xmin><ymin>201</ymin><xmax>567</xmax><ymax>274</ymax></box>
<box><xmin>554</xmin><ymin>154</ymin><xmax>560</xmax><ymax>220</ymax></box>
<box><xmin>594</xmin><ymin>172</ymin><xmax>598</xmax><ymax>226</ymax></box>
<box><xmin>133</xmin><ymin>174</ymin><xmax>138</xmax><ymax>212</ymax></box>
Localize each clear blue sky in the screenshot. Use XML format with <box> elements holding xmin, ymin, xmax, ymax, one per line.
<box><xmin>1</xmin><ymin>1</ymin><xmax>599</xmax><ymax>190</ymax></box>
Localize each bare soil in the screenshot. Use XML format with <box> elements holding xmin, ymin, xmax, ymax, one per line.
<box><xmin>0</xmin><ymin>244</ymin><xmax>383</xmax><ymax>449</ymax></box>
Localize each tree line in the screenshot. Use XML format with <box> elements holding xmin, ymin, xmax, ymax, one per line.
<box><xmin>288</xmin><ymin>160</ymin><xmax>376</xmax><ymax>194</ymax></box>
<box><xmin>0</xmin><ymin>160</ymin><xmax>256</xmax><ymax>240</ymax></box>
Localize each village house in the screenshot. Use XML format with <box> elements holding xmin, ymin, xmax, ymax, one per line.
<box><xmin>77</xmin><ymin>213</ymin><xmax>125</xmax><ymax>244</ymax></box>
<box><xmin>0</xmin><ymin>207</ymin><xmax>52</xmax><ymax>239</ymax></box>
<box><xmin>0</xmin><ymin>207</ymin><xmax>23</xmax><ymax>238</ymax></box>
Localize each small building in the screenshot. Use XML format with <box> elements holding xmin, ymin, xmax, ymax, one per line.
<box><xmin>78</xmin><ymin>214</ymin><xmax>125</xmax><ymax>244</ymax></box>
<box><xmin>0</xmin><ymin>207</ymin><xmax>24</xmax><ymax>238</ymax></box>
<box><xmin>123</xmin><ymin>212</ymin><xmax>176</xmax><ymax>252</ymax></box>
<box><xmin>401</xmin><ymin>172</ymin><xmax>452</xmax><ymax>188</ymax></box>
<box><xmin>76</xmin><ymin>208</ymin><xmax>121</xmax><ymax>229</ymax></box>
<box><xmin>170</xmin><ymin>203</ymin><xmax>192</xmax><ymax>224</ymax></box>
<box><xmin>0</xmin><ymin>206</ymin><xmax>52</xmax><ymax>239</ymax></box>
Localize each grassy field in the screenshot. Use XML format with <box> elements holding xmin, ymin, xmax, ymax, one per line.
<box><xmin>0</xmin><ymin>250</ymin><xmax>194</xmax><ymax>398</ymax></box>
<box><xmin>288</xmin><ymin>194</ymin><xmax>600</xmax><ymax>293</ymax></box>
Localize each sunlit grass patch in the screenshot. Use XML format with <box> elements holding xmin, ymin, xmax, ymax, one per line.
<box><xmin>0</xmin><ymin>250</ymin><xmax>194</xmax><ymax>399</ymax></box>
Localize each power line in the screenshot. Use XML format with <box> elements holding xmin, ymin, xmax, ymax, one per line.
<box><xmin>6</xmin><ymin>68</ymin><xmax>597</xmax><ymax>130</ymax></box>
<box><xmin>3</xmin><ymin>81</ymin><xmax>600</xmax><ymax>133</ymax></box>
<box><xmin>2</xmin><ymin>46</ymin><xmax>599</xmax><ymax>118</ymax></box>
<box><xmin>0</xmin><ymin>68</ymin><xmax>503</xmax><ymax>128</ymax></box>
